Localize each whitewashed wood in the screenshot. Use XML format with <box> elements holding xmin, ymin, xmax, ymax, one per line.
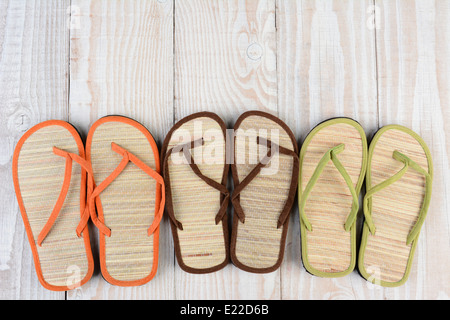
<box><xmin>0</xmin><ymin>0</ymin><xmax>69</xmax><ymax>300</ymax></box>
<box><xmin>174</xmin><ymin>0</ymin><xmax>279</xmax><ymax>300</ymax></box>
<box><xmin>67</xmin><ymin>0</ymin><xmax>174</xmax><ymax>300</ymax></box>
<box><xmin>277</xmin><ymin>0</ymin><xmax>378</xmax><ymax>140</ymax></box>
<box><xmin>175</xmin><ymin>0</ymin><xmax>277</xmax><ymax>125</ymax></box>
<box><xmin>374</xmin><ymin>0</ymin><xmax>450</xmax><ymax>300</ymax></box>
<box><xmin>277</xmin><ymin>0</ymin><xmax>379</xmax><ymax>300</ymax></box>
<box><xmin>69</xmin><ymin>0</ymin><xmax>174</xmax><ymax>142</ymax></box>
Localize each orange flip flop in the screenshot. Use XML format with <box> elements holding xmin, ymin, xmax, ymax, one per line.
<box><xmin>85</xmin><ymin>116</ymin><xmax>165</xmax><ymax>287</ymax></box>
<box><xmin>13</xmin><ymin>120</ymin><xmax>94</xmax><ymax>291</ymax></box>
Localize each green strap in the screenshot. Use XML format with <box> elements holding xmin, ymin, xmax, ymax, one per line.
<box><xmin>363</xmin><ymin>151</ymin><xmax>432</xmax><ymax>245</ymax></box>
<box><xmin>300</xmin><ymin>144</ymin><xmax>359</xmax><ymax>232</ymax></box>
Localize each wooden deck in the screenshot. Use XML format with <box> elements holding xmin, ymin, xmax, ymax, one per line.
<box><xmin>0</xmin><ymin>0</ymin><xmax>449</xmax><ymax>300</ymax></box>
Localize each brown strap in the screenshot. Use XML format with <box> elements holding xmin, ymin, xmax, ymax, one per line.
<box><xmin>163</xmin><ymin>138</ymin><xmax>229</xmax><ymax>230</ymax></box>
<box><xmin>232</xmin><ymin>137</ymin><xmax>299</xmax><ymax>229</ymax></box>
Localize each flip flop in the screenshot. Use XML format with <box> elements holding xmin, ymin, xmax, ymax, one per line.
<box><xmin>162</xmin><ymin>112</ymin><xmax>230</xmax><ymax>274</ymax></box>
<box><xmin>358</xmin><ymin>125</ymin><xmax>433</xmax><ymax>287</ymax></box>
<box><xmin>299</xmin><ymin>118</ymin><xmax>367</xmax><ymax>277</ymax></box>
<box><xmin>13</xmin><ymin>120</ymin><xmax>94</xmax><ymax>291</ymax></box>
<box><xmin>230</xmin><ymin>111</ymin><xmax>299</xmax><ymax>273</ymax></box>
<box><xmin>85</xmin><ymin>116</ymin><xmax>165</xmax><ymax>286</ymax></box>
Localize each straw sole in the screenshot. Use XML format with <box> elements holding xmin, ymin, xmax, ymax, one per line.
<box><xmin>162</xmin><ymin>112</ymin><xmax>229</xmax><ymax>274</ymax></box>
<box><xmin>299</xmin><ymin>118</ymin><xmax>367</xmax><ymax>278</ymax></box>
<box><xmin>12</xmin><ymin>121</ymin><xmax>94</xmax><ymax>291</ymax></box>
<box><xmin>231</xmin><ymin>111</ymin><xmax>299</xmax><ymax>273</ymax></box>
<box><xmin>358</xmin><ymin>125</ymin><xmax>433</xmax><ymax>287</ymax></box>
<box><xmin>86</xmin><ymin>116</ymin><xmax>162</xmax><ymax>286</ymax></box>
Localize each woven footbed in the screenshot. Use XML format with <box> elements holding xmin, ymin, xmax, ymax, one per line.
<box><xmin>163</xmin><ymin>115</ymin><xmax>228</xmax><ymax>272</ymax></box>
<box><xmin>14</xmin><ymin>123</ymin><xmax>92</xmax><ymax>289</ymax></box>
<box><xmin>231</xmin><ymin>113</ymin><xmax>298</xmax><ymax>272</ymax></box>
<box><xmin>299</xmin><ymin>119</ymin><xmax>367</xmax><ymax>277</ymax></box>
<box><xmin>359</xmin><ymin>126</ymin><xmax>432</xmax><ymax>286</ymax></box>
<box><xmin>87</xmin><ymin>118</ymin><xmax>160</xmax><ymax>284</ymax></box>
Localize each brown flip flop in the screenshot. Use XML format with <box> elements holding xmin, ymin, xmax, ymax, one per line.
<box><xmin>162</xmin><ymin>112</ymin><xmax>230</xmax><ymax>274</ymax></box>
<box><xmin>230</xmin><ymin>111</ymin><xmax>299</xmax><ymax>273</ymax></box>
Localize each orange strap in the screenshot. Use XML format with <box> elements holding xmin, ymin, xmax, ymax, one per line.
<box><xmin>38</xmin><ymin>144</ymin><xmax>165</xmax><ymax>247</ymax></box>
<box><xmin>38</xmin><ymin>147</ymin><xmax>94</xmax><ymax>247</ymax></box>
<box><xmin>88</xmin><ymin>142</ymin><xmax>165</xmax><ymax>237</ymax></box>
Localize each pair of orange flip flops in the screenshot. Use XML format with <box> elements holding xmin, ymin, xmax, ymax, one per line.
<box><xmin>13</xmin><ymin>116</ymin><xmax>164</xmax><ymax>290</ymax></box>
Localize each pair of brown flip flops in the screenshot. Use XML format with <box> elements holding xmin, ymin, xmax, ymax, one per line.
<box><xmin>162</xmin><ymin>111</ymin><xmax>299</xmax><ymax>274</ymax></box>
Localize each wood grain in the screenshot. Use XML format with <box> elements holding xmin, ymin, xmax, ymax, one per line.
<box><xmin>277</xmin><ymin>0</ymin><xmax>378</xmax><ymax>141</ymax></box>
<box><xmin>0</xmin><ymin>0</ymin><xmax>70</xmax><ymax>300</ymax></box>
<box><xmin>69</xmin><ymin>0</ymin><xmax>174</xmax><ymax>143</ymax></box>
<box><xmin>175</xmin><ymin>0</ymin><xmax>277</xmax><ymax>125</ymax></box>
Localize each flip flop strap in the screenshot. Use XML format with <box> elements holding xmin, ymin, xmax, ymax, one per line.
<box><xmin>89</xmin><ymin>142</ymin><xmax>165</xmax><ymax>237</ymax></box>
<box><xmin>231</xmin><ymin>137</ymin><xmax>299</xmax><ymax>229</ymax></box>
<box><xmin>163</xmin><ymin>139</ymin><xmax>229</xmax><ymax>231</ymax></box>
<box><xmin>299</xmin><ymin>144</ymin><xmax>359</xmax><ymax>232</ymax></box>
<box><xmin>363</xmin><ymin>151</ymin><xmax>432</xmax><ymax>245</ymax></box>
<box><xmin>37</xmin><ymin>147</ymin><xmax>95</xmax><ymax>247</ymax></box>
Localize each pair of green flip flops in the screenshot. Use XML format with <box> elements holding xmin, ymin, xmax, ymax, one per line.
<box><xmin>299</xmin><ymin>118</ymin><xmax>432</xmax><ymax>287</ymax></box>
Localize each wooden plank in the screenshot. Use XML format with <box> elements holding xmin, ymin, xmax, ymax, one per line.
<box><xmin>67</xmin><ymin>0</ymin><xmax>174</xmax><ymax>299</ymax></box>
<box><xmin>0</xmin><ymin>0</ymin><xmax>69</xmax><ymax>299</ymax></box>
<box><xmin>69</xmin><ymin>0</ymin><xmax>174</xmax><ymax>142</ymax></box>
<box><xmin>277</xmin><ymin>0</ymin><xmax>379</xmax><ymax>299</ymax></box>
<box><xmin>175</xmin><ymin>0</ymin><xmax>278</xmax><ymax>124</ymax></box>
<box><xmin>374</xmin><ymin>0</ymin><xmax>450</xmax><ymax>300</ymax></box>
<box><xmin>174</xmin><ymin>0</ymin><xmax>279</xmax><ymax>299</ymax></box>
<box><xmin>277</xmin><ymin>0</ymin><xmax>378</xmax><ymax>140</ymax></box>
